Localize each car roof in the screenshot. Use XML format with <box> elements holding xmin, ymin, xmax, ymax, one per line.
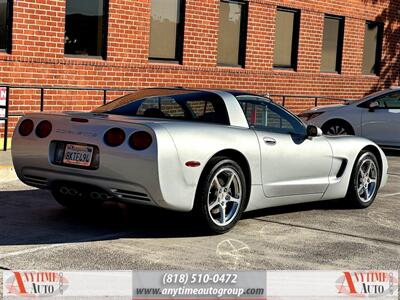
<box><xmin>357</xmin><ymin>87</ymin><xmax>400</xmax><ymax>104</ymax></box>
<box><xmin>143</xmin><ymin>87</ymin><xmax>265</xmax><ymax>98</ymax></box>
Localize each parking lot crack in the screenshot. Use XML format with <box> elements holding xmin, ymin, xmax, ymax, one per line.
<box><xmin>254</xmin><ymin>218</ymin><xmax>400</xmax><ymax>247</ymax></box>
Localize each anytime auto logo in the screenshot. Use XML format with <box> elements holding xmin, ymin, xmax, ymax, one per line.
<box><xmin>4</xmin><ymin>271</ymin><xmax>69</xmax><ymax>297</ymax></box>
<box><xmin>336</xmin><ymin>271</ymin><xmax>398</xmax><ymax>297</ymax></box>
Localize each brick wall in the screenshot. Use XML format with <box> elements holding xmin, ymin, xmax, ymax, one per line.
<box><xmin>1</xmin><ymin>0</ymin><xmax>400</xmax><ymax>139</ymax></box>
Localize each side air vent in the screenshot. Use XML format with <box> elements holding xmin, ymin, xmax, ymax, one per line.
<box><xmin>110</xmin><ymin>189</ymin><xmax>151</xmax><ymax>202</ymax></box>
<box><xmin>336</xmin><ymin>159</ymin><xmax>348</xmax><ymax>178</ymax></box>
<box><xmin>23</xmin><ymin>175</ymin><xmax>48</xmax><ymax>187</ymax></box>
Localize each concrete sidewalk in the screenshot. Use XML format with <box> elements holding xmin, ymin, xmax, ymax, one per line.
<box><xmin>0</xmin><ymin>150</ymin><xmax>16</xmax><ymax>183</ymax></box>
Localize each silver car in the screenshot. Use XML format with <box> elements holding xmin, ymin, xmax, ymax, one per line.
<box><xmin>299</xmin><ymin>87</ymin><xmax>400</xmax><ymax>147</ymax></box>
<box><xmin>12</xmin><ymin>88</ymin><xmax>388</xmax><ymax>233</ymax></box>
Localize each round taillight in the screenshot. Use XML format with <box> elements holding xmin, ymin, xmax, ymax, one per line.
<box><xmin>104</xmin><ymin>128</ymin><xmax>126</xmax><ymax>147</ymax></box>
<box><xmin>35</xmin><ymin>120</ymin><xmax>52</xmax><ymax>138</ymax></box>
<box><xmin>19</xmin><ymin>119</ymin><xmax>34</xmax><ymax>136</ymax></box>
<box><xmin>129</xmin><ymin>131</ymin><xmax>153</xmax><ymax>151</ymax></box>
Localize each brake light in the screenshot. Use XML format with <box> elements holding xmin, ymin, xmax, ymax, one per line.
<box><xmin>129</xmin><ymin>131</ymin><xmax>152</xmax><ymax>151</ymax></box>
<box><xmin>104</xmin><ymin>128</ymin><xmax>126</xmax><ymax>147</ymax></box>
<box><xmin>18</xmin><ymin>119</ymin><xmax>34</xmax><ymax>136</ymax></box>
<box><xmin>35</xmin><ymin>120</ymin><xmax>52</xmax><ymax>138</ymax></box>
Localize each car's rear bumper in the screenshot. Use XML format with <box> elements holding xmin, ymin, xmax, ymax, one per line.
<box><xmin>19</xmin><ymin>166</ymin><xmax>158</xmax><ymax>205</ymax></box>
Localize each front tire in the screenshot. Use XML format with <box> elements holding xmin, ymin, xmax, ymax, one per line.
<box><xmin>345</xmin><ymin>151</ymin><xmax>380</xmax><ymax>208</ymax></box>
<box><xmin>194</xmin><ymin>157</ymin><xmax>247</xmax><ymax>234</ymax></box>
<box><xmin>322</xmin><ymin>120</ymin><xmax>354</xmax><ymax>136</ymax></box>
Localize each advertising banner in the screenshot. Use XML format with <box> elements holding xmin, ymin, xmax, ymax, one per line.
<box><xmin>132</xmin><ymin>271</ymin><xmax>266</xmax><ymax>299</ymax></box>
<box><xmin>3</xmin><ymin>271</ymin><xmax>132</xmax><ymax>299</ymax></box>
<box><xmin>2</xmin><ymin>270</ymin><xmax>398</xmax><ymax>299</ymax></box>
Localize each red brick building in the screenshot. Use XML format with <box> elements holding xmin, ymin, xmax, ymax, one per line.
<box><xmin>0</xmin><ymin>0</ymin><xmax>399</xmax><ymax>145</ymax></box>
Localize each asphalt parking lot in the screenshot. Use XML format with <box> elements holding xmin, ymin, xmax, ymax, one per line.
<box><xmin>0</xmin><ymin>151</ymin><xmax>399</xmax><ymax>289</ymax></box>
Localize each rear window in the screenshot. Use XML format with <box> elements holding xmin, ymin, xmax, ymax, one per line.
<box><xmin>93</xmin><ymin>89</ymin><xmax>230</xmax><ymax>125</ymax></box>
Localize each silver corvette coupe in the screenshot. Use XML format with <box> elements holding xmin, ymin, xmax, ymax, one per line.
<box><xmin>12</xmin><ymin>88</ymin><xmax>388</xmax><ymax>233</ymax></box>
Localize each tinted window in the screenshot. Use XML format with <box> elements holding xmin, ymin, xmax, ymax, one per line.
<box><xmin>93</xmin><ymin>89</ymin><xmax>229</xmax><ymax>124</ymax></box>
<box><xmin>362</xmin><ymin>21</ymin><xmax>382</xmax><ymax>75</ymax></box>
<box><xmin>321</xmin><ymin>15</ymin><xmax>344</xmax><ymax>73</ymax></box>
<box><xmin>217</xmin><ymin>0</ymin><xmax>248</xmax><ymax>67</ymax></box>
<box><xmin>274</xmin><ymin>7</ymin><xmax>300</xmax><ymax>69</ymax></box>
<box><xmin>65</xmin><ymin>0</ymin><xmax>108</xmax><ymax>57</ymax></box>
<box><xmin>0</xmin><ymin>0</ymin><xmax>11</xmax><ymax>51</ymax></box>
<box><xmin>149</xmin><ymin>0</ymin><xmax>184</xmax><ymax>61</ymax></box>
<box><xmin>237</xmin><ymin>96</ymin><xmax>305</xmax><ymax>134</ymax></box>
<box><xmin>136</xmin><ymin>97</ymin><xmax>185</xmax><ymax>117</ymax></box>
<box><xmin>373</xmin><ymin>92</ymin><xmax>400</xmax><ymax>109</ymax></box>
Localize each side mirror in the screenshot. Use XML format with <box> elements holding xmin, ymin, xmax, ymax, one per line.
<box><xmin>306</xmin><ymin>125</ymin><xmax>323</xmax><ymax>137</ymax></box>
<box><xmin>369</xmin><ymin>101</ymin><xmax>379</xmax><ymax>112</ymax></box>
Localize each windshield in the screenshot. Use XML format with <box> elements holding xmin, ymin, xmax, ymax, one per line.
<box><xmin>354</xmin><ymin>90</ymin><xmax>395</xmax><ymax>104</ymax></box>
<box><xmin>93</xmin><ymin>89</ymin><xmax>230</xmax><ymax>125</ymax></box>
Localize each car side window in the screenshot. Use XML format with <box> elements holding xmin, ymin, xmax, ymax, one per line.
<box><xmin>137</xmin><ymin>96</ymin><xmax>185</xmax><ymax>117</ymax></box>
<box><xmin>237</xmin><ymin>96</ymin><xmax>306</xmax><ymax>135</ymax></box>
<box><xmin>373</xmin><ymin>92</ymin><xmax>400</xmax><ymax>109</ymax></box>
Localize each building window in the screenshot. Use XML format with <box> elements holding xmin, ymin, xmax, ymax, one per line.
<box><xmin>217</xmin><ymin>0</ymin><xmax>248</xmax><ymax>67</ymax></box>
<box><xmin>362</xmin><ymin>21</ymin><xmax>383</xmax><ymax>75</ymax></box>
<box><xmin>0</xmin><ymin>0</ymin><xmax>12</xmax><ymax>52</ymax></box>
<box><xmin>321</xmin><ymin>15</ymin><xmax>344</xmax><ymax>73</ymax></box>
<box><xmin>64</xmin><ymin>0</ymin><xmax>109</xmax><ymax>58</ymax></box>
<box><xmin>274</xmin><ymin>7</ymin><xmax>300</xmax><ymax>69</ymax></box>
<box><xmin>149</xmin><ymin>0</ymin><xmax>185</xmax><ymax>62</ymax></box>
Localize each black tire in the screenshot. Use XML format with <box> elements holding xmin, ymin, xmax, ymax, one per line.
<box><xmin>345</xmin><ymin>150</ymin><xmax>380</xmax><ymax>208</ymax></box>
<box><xmin>322</xmin><ymin>120</ymin><xmax>354</xmax><ymax>136</ymax></box>
<box><xmin>194</xmin><ymin>156</ymin><xmax>247</xmax><ymax>234</ymax></box>
<box><xmin>51</xmin><ymin>186</ymin><xmax>103</xmax><ymax>210</ymax></box>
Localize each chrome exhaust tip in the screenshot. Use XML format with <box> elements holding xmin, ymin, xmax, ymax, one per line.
<box><xmin>90</xmin><ymin>192</ymin><xmax>112</xmax><ymax>201</ymax></box>
<box><xmin>60</xmin><ymin>186</ymin><xmax>79</xmax><ymax>196</ymax></box>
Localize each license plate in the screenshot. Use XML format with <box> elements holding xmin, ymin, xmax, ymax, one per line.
<box><xmin>63</xmin><ymin>144</ymin><xmax>94</xmax><ymax>167</ymax></box>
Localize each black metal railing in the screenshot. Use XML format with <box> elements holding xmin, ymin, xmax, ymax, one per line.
<box><xmin>0</xmin><ymin>86</ymin><xmax>10</xmax><ymax>152</ymax></box>
<box><xmin>0</xmin><ymin>84</ymin><xmax>137</xmax><ymax>151</ymax></box>
<box><xmin>268</xmin><ymin>94</ymin><xmax>352</xmax><ymax>107</ymax></box>
<box><xmin>0</xmin><ymin>84</ymin><xmax>352</xmax><ymax>151</ymax></box>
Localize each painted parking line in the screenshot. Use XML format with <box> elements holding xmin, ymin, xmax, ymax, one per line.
<box><xmin>0</xmin><ymin>244</ymin><xmax>66</xmax><ymax>260</ymax></box>
<box><xmin>380</xmin><ymin>192</ymin><xmax>400</xmax><ymax>198</ymax></box>
<box><xmin>0</xmin><ymin>231</ymin><xmax>132</xmax><ymax>261</ymax></box>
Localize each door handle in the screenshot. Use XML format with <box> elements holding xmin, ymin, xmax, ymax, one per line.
<box><xmin>263</xmin><ymin>137</ymin><xmax>277</xmax><ymax>145</ymax></box>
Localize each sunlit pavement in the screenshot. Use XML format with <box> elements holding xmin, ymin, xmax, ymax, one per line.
<box><xmin>0</xmin><ymin>151</ymin><xmax>399</xmax><ymax>290</ymax></box>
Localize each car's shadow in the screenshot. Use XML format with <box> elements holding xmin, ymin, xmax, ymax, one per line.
<box><xmin>0</xmin><ymin>188</ymin><xmax>350</xmax><ymax>246</ymax></box>
<box><xmin>0</xmin><ymin>189</ymin><xmax>208</xmax><ymax>246</ymax></box>
<box><xmin>383</xmin><ymin>148</ymin><xmax>400</xmax><ymax>157</ymax></box>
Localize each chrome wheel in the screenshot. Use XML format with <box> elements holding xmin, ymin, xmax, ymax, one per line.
<box><xmin>357</xmin><ymin>158</ymin><xmax>378</xmax><ymax>203</ymax></box>
<box><xmin>326</xmin><ymin>124</ymin><xmax>348</xmax><ymax>136</ymax></box>
<box><xmin>207</xmin><ymin>167</ymin><xmax>242</xmax><ymax>227</ymax></box>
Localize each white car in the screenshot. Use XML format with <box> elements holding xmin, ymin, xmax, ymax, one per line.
<box><xmin>299</xmin><ymin>88</ymin><xmax>400</xmax><ymax>147</ymax></box>
<box><xmin>12</xmin><ymin>88</ymin><xmax>388</xmax><ymax>234</ymax></box>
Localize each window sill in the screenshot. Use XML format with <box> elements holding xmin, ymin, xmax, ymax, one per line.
<box><xmin>149</xmin><ymin>59</ymin><xmax>182</xmax><ymax>65</ymax></box>
<box><xmin>362</xmin><ymin>73</ymin><xmax>380</xmax><ymax>77</ymax></box>
<box><xmin>321</xmin><ymin>71</ymin><xmax>342</xmax><ymax>75</ymax></box>
<box><xmin>217</xmin><ymin>64</ymin><xmax>244</xmax><ymax>69</ymax></box>
<box><xmin>64</xmin><ymin>54</ymin><xmax>105</xmax><ymax>61</ymax></box>
<box><xmin>217</xmin><ymin>64</ymin><xmax>245</xmax><ymax>70</ymax></box>
<box><xmin>273</xmin><ymin>67</ymin><xmax>297</xmax><ymax>73</ymax></box>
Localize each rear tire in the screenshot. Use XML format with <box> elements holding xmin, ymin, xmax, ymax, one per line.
<box><xmin>194</xmin><ymin>157</ymin><xmax>247</xmax><ymax>234</ymax></box>
<box><xmin>345</xmin><ymin>150</ymin><xmax>380</xmax><ymax>208</ymax></box>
